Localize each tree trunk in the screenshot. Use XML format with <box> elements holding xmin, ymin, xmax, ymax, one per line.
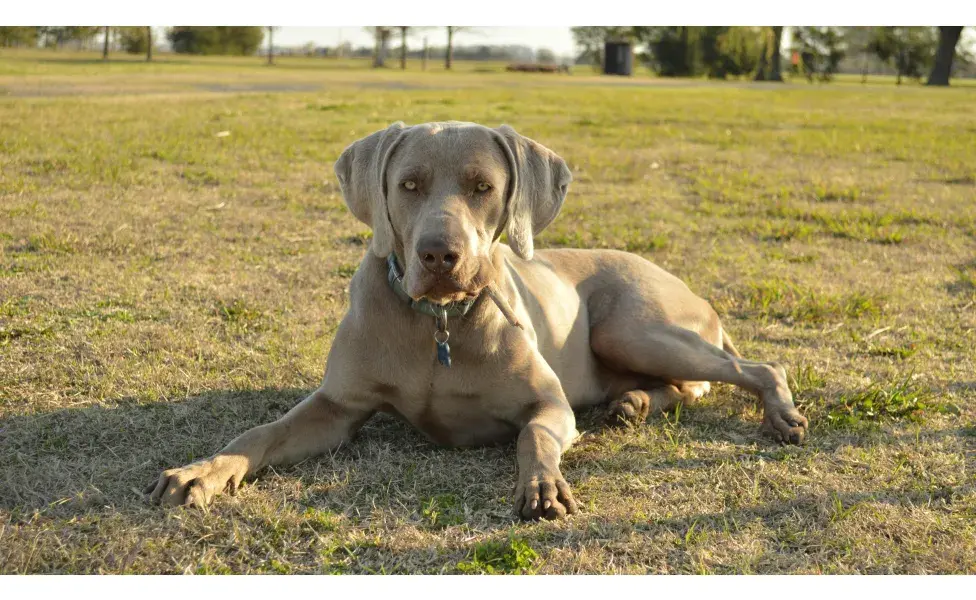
<box><xmin>768</xmin><ymin>26</ymin><xmax>784</xmax><ymax>81</ymax></box>
<box><xmin>373</xmin><ymin>28</ymin><xmax>388</xmax><ymax>68</ymax></box>
<box><xmin>679</xmin><ymin>26</ymin><xmax>691</xmax><ymax>76</ymax></box>
<box><xmin>102</xmin><ymin>26</ymin><xmax>109</xmax><ymax>60</ymax></box>
<box><xmin>373</xmin><ymin>29</ymin><xmax>381</xmax><ymax>67</ymax></box>
<box><xmin>926</xmin><ymin>25</ymin><xmax>963</xmax><ymax>86</ymax></box>
<box><xmin>754</xmin><ymin>27</ymin><xmax>769</xmax><ymax>81</ymax></box>
<box><xmin>267</xmin><ymin>27</ymin><xmax>274</xmax><ymax>65</ymax></box>
<box><xmin>146</xmin><ymin>27</ymin><xmax>152</xmax><ymax>62</ymax></box>
<box><xmin>422</xmin><ymin>37</ymin><xmax>429</xmax><ymax>71</ymax></box>
<box><xmin>446</xmin><ymin>27</ymin><xmax>454</xmax><ymax>70</ymax></box>
<box><xmin>400</xmin><ymin>26</ymin><xmax>407</xmax><ymax>70</ymax></box>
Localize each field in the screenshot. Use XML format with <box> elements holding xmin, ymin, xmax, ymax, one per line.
<box><xmin>1</xmin><ymin>51</ymin><xmax>975</xmax><ymax>574</ymax></box>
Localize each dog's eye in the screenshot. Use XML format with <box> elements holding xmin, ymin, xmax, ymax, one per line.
<box><xmin>401</xmin><ymin>180</ymin><xmax>417</xmax><ymax>191</ymax></box>
<box><xmin>476</xmin><ymin>182</ymin><xmax>492</xmax><ymax>193</ymax></box>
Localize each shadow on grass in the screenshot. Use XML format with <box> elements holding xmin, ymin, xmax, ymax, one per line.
<box><xmin>6</xmin><ymin>378</ymin><xmax>938</xmax><ymax>520</ymax></box>
<box><xmin>2</xmin><ymin>385</ymin><xmax>971</xmax><ymax>573</ymax></box>
<box><xmin>0</xmin><ymin>388</ymin><xmax>311</xmax><ymax>514</ymax></box>
<box><xmin>0</xmin><ymin>384</ymin><xmax>789</xmax><ymax>516</ymax></box>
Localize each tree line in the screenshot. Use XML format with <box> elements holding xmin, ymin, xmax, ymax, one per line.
<box><xmin>364</xmin><ymin>27</ymin><xmax>488</xmax><ymax>70</ymax></box>
<box><xmin>2</xmin><ymin>25</ymin><xmax>970</xmax><ymax>84</ymax></box>
<box><xmin>572</xmin><ymin>26</ymin><xmax>973</xmax><ymax>86</ymax></box>
<box><xmin>0</xmin><ymin>26</ymin><xmax>520</xmax><ymax>71</ymax></box>
<box><xmin>0</xmin><ymin>26</ymin><xmax>265</xmax><ymax>59</ymax></box>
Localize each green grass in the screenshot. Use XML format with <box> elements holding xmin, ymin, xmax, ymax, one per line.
<box><xmin>818</xmin><ymin>374</ymin><xmax>955</xmax><ymax>429</ymax></box>
<box><xmin>1</xmin><ymin>50</ymin><xmax>975</xmax><ymax>574</ymax></box>
<box><xmin>456</xmin><ymin>536</ymin><xmax>539</xmax><ymax>574</ymax></box>
<box><xmin>738</xmin><ymin>279</ymin><xmax>884</xmax><ymax>325</ymax></box>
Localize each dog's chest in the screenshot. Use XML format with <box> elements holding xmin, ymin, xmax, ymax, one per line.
<box><xmin>373</xmin><ymin>348</ymin><xmax>528</xmax><ymax>447</ymax></box>
<box><xmin>378</xmin><ymin>382</ymin><xmax>522</xmax><ymax>447</ymax></box>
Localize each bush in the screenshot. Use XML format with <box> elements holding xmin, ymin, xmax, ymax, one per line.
<box><xmin>118</xmin><ymin>27</ymin><xmax>150</xmax><ymax>54</ymax></box>
<box><xmin>791</xmin><ymin>27</ymin><xmax>846</xmax><ymax>82</ymax></box>
<box><xmin>640</xmin><ymin>26</ymin><xmax>764</xmax><ymax>79</ymax></box>
<box><xmin>166</xmin><ymin>26</ymin><xmax>264</xmax><ymax>56</ymax></box>
<box><xmin>867</xmin><ymin>27</ymin><xmax>938</xmax><ymax>84</ymax></box>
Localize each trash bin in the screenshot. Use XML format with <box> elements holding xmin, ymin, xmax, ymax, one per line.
<box><xmin>604</xmin><ymin>42</ymin><xmax>633</xmax><ymax>76</ymax></box>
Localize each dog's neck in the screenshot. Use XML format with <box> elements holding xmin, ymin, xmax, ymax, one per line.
<box><xmin>385</xmin><ymin>253</ymin><xmax>480</xmax><ymax>319</ymax></box>
<box><xmin>384</xmin><ymin>251</ymin><xmax>523</xmax><ymax>368</ymax></box>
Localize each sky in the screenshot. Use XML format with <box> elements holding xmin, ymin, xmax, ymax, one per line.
<box><xmin>274</xmin><ymin>27</ymin><xmax>577</xmax><ymax>57</ymax></box>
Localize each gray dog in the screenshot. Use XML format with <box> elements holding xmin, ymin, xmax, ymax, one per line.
<box><xmin>146</xmin><ymin>122</ymin><xmax>808</xmax><ymax>521</ymax></box>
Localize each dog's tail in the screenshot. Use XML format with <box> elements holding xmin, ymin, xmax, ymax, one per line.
<box><xmin>721</xmin><ymin>328</ymin><xmax>742</xmax><ymax>358</ymax></box>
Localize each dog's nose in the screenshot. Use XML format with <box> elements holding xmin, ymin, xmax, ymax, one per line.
<box><xmin>418</xmin><ymin>240</ymin><xmax>460</xmax><ymax>275</ymax></box>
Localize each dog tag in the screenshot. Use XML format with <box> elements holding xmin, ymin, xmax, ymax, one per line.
<box><xmin>434</xmin><ymin>309</ymin><xmax>451</xmax><ymax>368</ymax></box>
<box><xmin>435</xmin><ymin>337</ymin><xmax>452</xmax><ymax>367</ymax></box>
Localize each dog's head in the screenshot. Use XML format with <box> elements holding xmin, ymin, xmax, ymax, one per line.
<box><xmin>334</xmin><ymin>121</ymin><xmax>571</xmax><ymax>304</ymax></box>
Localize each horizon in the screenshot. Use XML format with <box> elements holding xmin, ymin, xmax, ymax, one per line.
<box><xmin>274</xmin><ymin>27</ymin><xmax>578</xmax><ymax>58</ymax></box>
<box><xmin>18</xmin><ymin>26</ymin><xmax>975</xmax><ymax>59</ymax></box>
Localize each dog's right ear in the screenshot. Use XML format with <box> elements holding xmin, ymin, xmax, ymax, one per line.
<box><xmin>333</xmin><ymin>122</ymin><xmax>407</xmax><ymax>258</ymax></box>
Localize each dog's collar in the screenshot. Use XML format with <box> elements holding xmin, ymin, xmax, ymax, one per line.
<box><xmin>386</xmin><ymin>254</ymin><xmax>479</xmax><ymax>319</ymax></box>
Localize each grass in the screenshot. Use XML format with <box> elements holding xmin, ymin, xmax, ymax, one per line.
<box><xmin>735</xmin><ymin>279</ymin><xmax>884</xmax><ymax>325</ymax></box>
<box><xmin>817</xmin><ymin>374</ymin><xmax>953</xmax><ymax>429</ymax></box>
<box><xmin>1</xmin><ymin>51</ymin><xmax>975</xmax><ymax>574</ymax></box>
<box><xmin>456</xmin><ymin>536</ymin><xmax>540</xmax><ymax>574</ymax></box>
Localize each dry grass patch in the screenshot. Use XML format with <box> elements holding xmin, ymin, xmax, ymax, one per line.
<box><xmin>1</xmin><ymin>53</ymin><xmax>975</xmax><ymax>574</ymax></box>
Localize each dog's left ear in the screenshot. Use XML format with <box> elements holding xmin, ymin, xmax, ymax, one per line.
<box><xmin>493</xmin><ymin>125</ymin><xmax>572</xmax><ymax>260</ymax></box>
<box><xmin>334</xmin><ymin>122</ymin><xmax>407</xmax><ymax>258</ymax></box>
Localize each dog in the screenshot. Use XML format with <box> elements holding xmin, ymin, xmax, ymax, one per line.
<box><xmin>145</xmin><ymin>121</ymin><xmax>809</xmax><ymax>521</ymax></box>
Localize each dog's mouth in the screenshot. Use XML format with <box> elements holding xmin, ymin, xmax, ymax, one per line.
<box><xmin>410</xmin><ymin>275</ymin><xmax>483</xmax><ymax>305</ymax></box>
<box><xmin>405</xmin><ymin>256</ymin><xmax>499</xmax><ymax>305</ymax></box>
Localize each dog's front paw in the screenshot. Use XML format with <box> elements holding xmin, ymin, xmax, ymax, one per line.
<box><xmin>514</xmin><ymin>469</ymin><xmax>578</xmax><ymax>521</ymax></box>
<box><xmin>143</xmin><ymin>455</ymin><xmax>247</xmax><ymax>508</ymax></box>
<box><xmin>762</xmin><ymin>402</ymin><xmax>809</xmax><ymax>445</ymax></box>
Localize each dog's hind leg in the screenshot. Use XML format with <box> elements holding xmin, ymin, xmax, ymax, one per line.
<box><xmin>591</xmin><ymin>318</ymin><xmax>808</xmax><ymax>444</ymax></box>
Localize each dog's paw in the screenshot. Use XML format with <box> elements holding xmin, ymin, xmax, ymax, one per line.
<box><xmin>514</xmin><ymin>469</ymin><xmax>578</xmax><ymax>521</ymax></box>
<box><xmin>606</xmin><ymin>390</ymin><xmax>650</xmax><ymax>427</ymax></box>
<box><xmin>762</xmin><ymin>402</ymin><xmax>809</xmax><ymax>445</ymax></box>
<box><xmin>143</xmin><ymin>455</ymin><xmax>246</xmax><ymax>509</ymax></box>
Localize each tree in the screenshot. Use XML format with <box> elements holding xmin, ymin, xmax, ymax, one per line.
<box><xmin>632</xmin><ymin>27</ymin><xmax>770</xmax><ymax>79</ymax></box>
<box><xmin>167</xmin><ymin>27</ymin><xmax>264</xmax><ymax>56</ymax></box>
<box><xmin>927</xmin><ymin>26</ymin><xmax>965</xmax><ymax>86</ymax></box>
<box><xmin>118</xmin><ymin>27</ymin><xmax>151</xmax><ymax>55</ymax></box>
<box><xmin>147</xmin><ymin>27</ymin><xmax>153</xmax><ymax>62</ymax></box>
<box><xmin>0</xmin><ymin>27</ymin><xmax>40</xmax><ymax>47</ymax></box>
<box><xmin>755</xmin><ymin>26</ymin><xmax>784</xmax><ymax>81</ymax></box>
<box><xmin>839</xmin><ymin>27</ymin><xmax>874</xmax><ymax>83</ymax></box>
<box><xmin>639</xmin><ymin>27</ymin><xmax>703</xmax><ymax>76</ymax></box>
<box><xmin>792</xmin><ymin>27</ymin><xmax>846</xmax><ymax>82</ymax></box>
<box><xmin>769</xmin><ymin>26</ymin><xmax>785</xmax><ymax>81</ymax></box>
<box><xmin>369</xmin><ymin>27</ymin><xmax>392</xmax><ymax>67</ymax></box>
<box><xmin>102</xmin><ymin>26</ymin><xmax>110</xmax><ymax>60</ymax></box>
<box><xmin>571</xmin><ymin>27</ymin><xmax>610</xmax><ymax>69</ymax></box>
<box><xmin>707</xmin><ymin>27</ymin><xmax>764</xmax><ymax>79</ymax></box>
<box><xmin>868</xmin><ymin>27</ymin><xmax>938</xmax><ymax>85</ymax></box>
<box><xmin>35</xmin><ymin>27</ymin><xmax>98</xmax><ymax>50</ymax></box>
<box><xmin>445</xmin><ymin>27</ymin><xmax>476</xmax><ymax>70</ymax></box>
<box><xmin>334</xmin><ymin>41</ymin><xmax>352</xmax><ymax>58</ymax></box>
<box><xmin>536</xmin><ymin>48</ymin><xmax>556</xmax><ymax>64</ymax></box>
<box><xmin>399</xmin><ymin>26</ymin><xmax>408</xmax><ymax>69</ymax></box>
<box><xmin>267</xmin><ymin>27</ymin><xmax>276</xmax><ymax>65</ymax></box>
